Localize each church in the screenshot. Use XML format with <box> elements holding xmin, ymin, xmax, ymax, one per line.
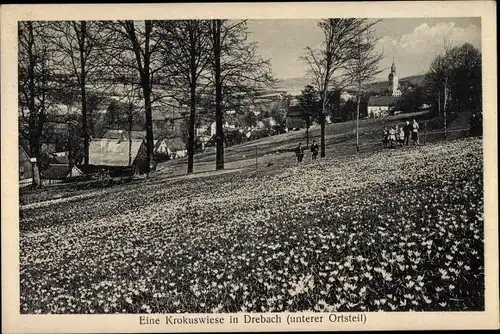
<box><xmin>367</xmin><ymin>59</ymin><xmax>402</xmax><ymax>118</ymax></box>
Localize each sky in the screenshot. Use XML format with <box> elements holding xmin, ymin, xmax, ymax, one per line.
<box><xmin>246</xmin><ymin>18</ymin><xmax>481</xmax><ymax>81</ymax></box>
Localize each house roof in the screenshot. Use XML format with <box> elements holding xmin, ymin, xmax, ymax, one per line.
<box><xmin>89</xmin><ymin>138</ymin><xmax>145</xmax><ymax>167</ymax></box>
<box><xmin>19</xmin><ymin>146</ymin><xmax>30</xmax><ymax>162</ymax></box>
<box><xmin>41</xmin><ymin>164</ymin><xmax>81</xmax><ymax>180</ymax></box>
<box><xmin>156</xmin><ymin>137</ymin><xmax>186</xmax><ymax>151</ymax></box>
<box><xmin>368</xmin><ymin>96</ymin><xmax>400</xmax><ymax>107</ymax></box>
<box><xmin>102</xmin><ymin>129</ymin><xmax>146</xmax><ymax>140</ymax></box>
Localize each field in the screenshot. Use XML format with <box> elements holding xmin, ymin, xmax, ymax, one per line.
<box><xmin>20</xmin><ymin>137</ymin><xmax>484</xmax><ymax>313</ymax></box>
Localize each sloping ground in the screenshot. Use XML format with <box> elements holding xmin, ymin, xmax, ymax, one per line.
<box><xmin>20</xmin><ymin>138</ymin><xmax>484</xmax><ymax>313</ymax></box>
<box><xmin>158</xmin><ymin>110</ymin><xmax>437</xmax><ymax>176</ymax></box>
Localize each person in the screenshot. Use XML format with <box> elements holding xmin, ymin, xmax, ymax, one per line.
<box><xmin>295</xmin><ymin>142</ymin><xmax>305</xmax><ymax>162</ymax></box>
<box><xmin>394</xmin><ymin>125</ymin><xmax>400</xmax><ymax>146</ymax></box>
<box><xmin>470</xmin><ymin>112</ymin><xmax>481</xmax><ymax>137</ymax></box>
<box><xmin>310</xmin><ymin>140</ymin><xmax>319</xmax><ymax>160</ymax></box>
<box><xmin>388</xmin><ymin>126</ymin><xmax>396</xmax><ymax>148</ymax></box>
<box><xmin>398</xmin><ymin>125</ymin><xmax>405</xmax><ymax>147</ymax></box>
<box><xmin>382</xmin><ymin>126</ymin><xmax>389</xmax><ymax>148</ymax></box>
<box><xmin>403</xmin><ymin>121</ymin><xmax>411</xmax><ymax>146</ymax></box>
<box><xmin>411</xmin><ymin>119</ymin><xmax>420</xmax><ymax>145</ymax></box>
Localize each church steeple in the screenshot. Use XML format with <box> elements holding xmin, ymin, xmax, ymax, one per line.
<box><xmin>390</xmin><ymin>58</ymin><xmax>396</xmax><ymax>74</ymax></box>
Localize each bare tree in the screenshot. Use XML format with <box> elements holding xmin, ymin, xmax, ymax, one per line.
<box><xmin>156</xmin><ymin>20</ymin><xmax>212</xmax><ymax>174</ymax></box>
<box><xmin>208</xmin><ymin>20</ymin><xmax>275</xmax><ymax>170</ymax></box>
<box><xmin>212</xmin><ymin>19</ymin><xmax>224</xmax><ymax>170</ymax></box>
<box><xmin>302</xmin><ymin>19</ymin><xmax>379</xmax><ymax>158</ymax></box>
<box><xmin>50</xmin><ymin>21</ymin><xmax>114</xmax><ymax>167</ymax></box>
<box><xmin>103</xmin><ymin>20</ymin><xmax>172</xmax><ymax>176</ymax></box>
<box><xmin>345</xmin><ymin>29</ymin><xmax>384</xmax><ymax>152</ymax></box>
<box><xmin>18</xmin><ymin>21</ymin><xmax>54</xmax><ymax>187</ymax></box>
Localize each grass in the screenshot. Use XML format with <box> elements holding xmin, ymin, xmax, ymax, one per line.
<box><xmin>19</xmin><ymin>137</ymin><xmax>484</xmax><ymax>313</ymax></box>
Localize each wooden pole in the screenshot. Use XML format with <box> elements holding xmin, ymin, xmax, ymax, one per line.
<box><xmin>424</xmin><ymin>122</ymin><xmax>427</xmax><ymax>145</ymax></box>
<box><xmin>255</xmin><ymin>146</ymin><xmax>258</xmax><ymax>169</ymax></box>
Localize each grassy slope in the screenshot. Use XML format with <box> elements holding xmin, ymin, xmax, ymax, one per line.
<box><xmin>20</xmin><ymin>110</ymin><xmax>471</xmax><ymax>205</ymax></box>
<box><xmin>19</xmin><ymin>137</ymin><xmax>484</xmax><ymax>313</ymax></box>
<box><xmin>158</xmin><ymin>110</ymin><xmax>468</xmax><ymax>176</ymax></box>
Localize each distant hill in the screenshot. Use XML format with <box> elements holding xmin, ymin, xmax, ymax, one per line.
<box><xmin>276</xmin><ymin>74</ymin><xmax>427</xmax><ymax>96</ymax></box>
<box><xmin>363</xmin><ymin>74</ymin><xmax>427</xmax><ymax>92</ymax></box>
<box><xmin>275</xmin><ymin>77</ymin><xmax>314</xmax><ymax>96</ymax></box>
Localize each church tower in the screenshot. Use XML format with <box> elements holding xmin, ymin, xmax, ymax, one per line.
<box><xmin>388</xmin><ymin>59</ymin><xmax>401</xmax><ymax>97</ymax></box>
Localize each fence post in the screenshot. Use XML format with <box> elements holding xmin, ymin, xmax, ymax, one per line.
<box><xmin>424</xmin><ymin>122</ymin><xmax>427</xmax><ymax>145</ymax></box>
<box><xmin>255</xmin><ymin>146</ymin><xmax>258</xmax><ymax>169</ymax></box>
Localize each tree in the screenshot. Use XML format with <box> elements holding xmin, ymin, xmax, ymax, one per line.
<box><xmin>50</xmin><ymin>21</ymin><xmax>113</xmax><ymax>167</ymax></box>
<box><xmin>296</xmin><ymin>85</ymin><xmax>320</xmax><ymax>147</ymax></box>
<box><xmin>104</xmin><ymin>20</ymin><xmax>172</xmax><ymax>176</ymax></box>
<box><xmin>208</xmin><ymin>20</ymin><xmax>275</xmax><ymax>170</ymax></box>
<box><xmin>396</xmin><ymin>85</ymin><xmax>426</xmax><ymax>113</ymax></box>
<box><xmin>18</xmin><ymin>21</ymin><xmax>54</xmax><ymax>187</ymax></box>
<box><xmin>426</xmin><ymin>42</ymin><xmax>481</xmax><ymax>137</ymax></box>
<box><xmin>302</xmin><ymin>19</ymin><xmax>378</xmax><ymax>157</ymax></box>
<box><xmin>212</xmin><ymin>19</ymin><xmax>224</xmax><ymax>170</ymax></box>
<box><xmin>156</xmin><ymin>20</ymin><xmax>212</xmax><ymax>174</ymax></box>
<box><xmin>345</xmin><ymin>28</ymin><xmax>383</xmax><ymax>152</ymax></box>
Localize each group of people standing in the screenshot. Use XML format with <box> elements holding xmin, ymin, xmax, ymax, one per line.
<box><xmin>383</xmin><ymin>119</ymin><xmax>420</xmax><ymax>148</ymax></box>
<box><xmin>295</xmin><ymin>140</ymin><xmax>319</xmax><ymax>162</ymax></box>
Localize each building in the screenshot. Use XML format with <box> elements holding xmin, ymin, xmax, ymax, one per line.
<box><xmin>88</xmin><ymin>138</ymin><xmax>148</xmax><ymax>173</ymax></box>
<box><xmin>285</xmin><ymin>109</ymin><xmax>307</xmax><ymax>130</ymax></box>
<box><xmin>367</xmin><ymin>96</ymin><xmax>400</xmax><ymax>117</ymax></box>
<box><xmin>19</xmin><ymin>146</ymin><xmax>33</xmax><ymax>181</ymax></box>
<box><xmin>40</xmin><ymin>164</ymin><xmax>83</xmax><ymax>186</ymax></box>
<box><xmin>154</xmin><ymin>138</ymin><xmax>187</xmax><ymax>160</ymax></box>
<box><xmin>388</xmin><ymin>59</ymin><xmax>402</xmax><ymax>97</ymax></box>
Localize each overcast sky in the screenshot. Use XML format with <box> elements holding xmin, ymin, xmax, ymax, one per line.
<box><xmin>246</xmin><ymin>18</ymin><xmax>481</xmax><ymax>81</ymax></box>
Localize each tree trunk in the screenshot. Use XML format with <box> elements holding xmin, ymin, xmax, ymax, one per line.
<box><xmin>144</xmin><ymin>89</ymin><xmax>154</xmax><ymax>173</ymax></box>
<box><xmin>79</xmin><ymin>21</ymin><xmax>89</xmax><ymax>167</ymax></box>
<box><xmin>320</xmin><ymin>96</ymin><xmax>326</xmax><ymax>158</ymax></box>
<box><xmin>214</xmin><ymin>19</ymin><xmax>224</xmax><ymax>170</ymax></box>
<box><xmin>128</xmin><ymin>111</ymin><xmax>133</xmax><ymax>166</ymax></box>
<box><xmin>187</xmin><ymin>27</ymin><xmax>197</xmax><ymax>174</ymax></box>
<box><xmin>306</xmin><ymin>116</ymin><xmax>310</xmax><ymax>147</ymax></box>
<box><xmin>187</xmin><ymin>83</ymin><xmax>196</xmax><ymax>173</ymax></box>
<box><xmin>356</xmin><ymin>90</ymin><xmax>361</xmax><ymax>153</ymax></box>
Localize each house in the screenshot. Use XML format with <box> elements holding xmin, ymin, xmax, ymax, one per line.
<box><xmin>19</xmin><ymin>146</ymin><xmax>33</xmax><ymax>181</ymax></box>
<box><xmin>40</xmin><ymin>164</ymin><xmax>83</xmax><ymax>186</ymax></box>
<box><xmin>88</xmin><ymin>138</ymin><xmax>148</xmax><ymax>173</ymax></box>
<box><xmin>49</xmin><ymin>152</ymin><xmax>70</xmax><ymax>165</ymax></box>
<box><xmin>285</xmin><ymin>109</ymin><xmax>307</xmax><ymax>130</ymax></box>
<box><xmin>257</xmin><ymin>117</ymin><xmax>277</xmax><ymax>129</ymax></box>
<box><xmin>367</xmin><ymin>96</ymin><xmax>400</xmax><ymax>118</ymax></box>
<box><xmin>340</xmin><ymin>90</ymin><xmax>355</xmax><ymax>102</ymax></box>
<box><xmin>152</xmin><ymin>104</ymin><xmax>187</xmax><ymax>139</ymax></box>
<box><xmin>154</xmin><ymin>137</ymin><xmax>187</xmax><ymax>160</ymax></box>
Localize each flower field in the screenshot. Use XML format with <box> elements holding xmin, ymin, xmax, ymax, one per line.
<box><xmin>20</xmin><ymin>137</ymin><xmax>484</xmax><ymax>314</ymax></box>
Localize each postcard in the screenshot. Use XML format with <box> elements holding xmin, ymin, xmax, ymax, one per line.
<box><xmin>1</xmin><ymin>1</ymin><xmax>498</xmax><ymax>333</ymax></box>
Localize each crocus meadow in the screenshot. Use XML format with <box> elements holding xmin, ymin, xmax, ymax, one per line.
<box><xmin>20</xmin><ymin>138</ymin><xmax>484</xmax><ymax>313</ymax></box>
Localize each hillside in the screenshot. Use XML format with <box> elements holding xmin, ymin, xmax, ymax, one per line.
<box><xmin>158</xmin><ymin>109</ymin><xmax>472</xmax><ymax>177</ymax></box>
<box><xmin>276</xmin><ymin>74</ymin><xmax>427</xmax><ymax>96</ymax></box>
<box><xmin>20</xmin><ymin>136</ymin><xmax>484</xmax><ymax>313</ymax></box>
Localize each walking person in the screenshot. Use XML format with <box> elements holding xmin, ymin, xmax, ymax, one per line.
<box><xmin>403</xmin><ymin>121</ymin><xmax>411</xmax><ymax>146</ymax></box>
<box><xmin>295</xmin><ymin>142</ymin><xmax>305</xmax><ymax>162</ymax></box>
<box><xmin>411</xmin><ymin>119</ymin><xmax>420</xmax><ymax>145</ymax></box>
<box><xmin>310</xmin><ymin>140</ymin><xmax>319</xmax><ymax>160</ymax></box>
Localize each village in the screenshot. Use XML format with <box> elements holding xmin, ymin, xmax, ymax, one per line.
<box><xmin>13</xmin><ymin>14</ymin><xmax>488</xmax><ymax>319</ymax></box>
<box><xmin>19</xmin><ymin>58</ymin><xmax>431</xmax><ymax>188</ymax></box>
